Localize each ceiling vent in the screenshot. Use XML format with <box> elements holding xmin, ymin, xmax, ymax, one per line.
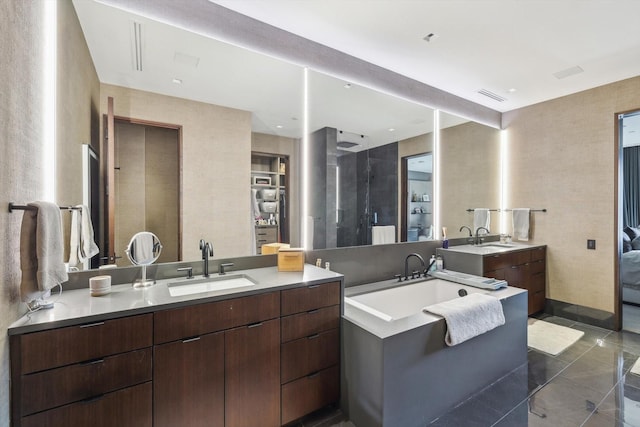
<box><xmin>553</xmin><ymin>65</ymin><xmax>584</xmax><ymax>80</ymax></box>
<box><xmin>131</xmin><ymin>21</ymin><xmax>143</xmax><ymax>72</ymax></box>
<box><xmin>477</xmin><ymin>89</ymin><xmax>507</xmax><ymax>103</ymax></box>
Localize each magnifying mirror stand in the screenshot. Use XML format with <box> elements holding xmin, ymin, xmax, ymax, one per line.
<box><xmin>133</xmin><ymin>265</ymin><xmax>155</xmax><ymax>288</ymax></box>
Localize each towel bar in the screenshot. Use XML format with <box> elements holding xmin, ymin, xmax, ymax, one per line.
<box><xmin>8</xmin><ymin>202</ymin><xmax>80</xmax><ymax>213</ymax></box>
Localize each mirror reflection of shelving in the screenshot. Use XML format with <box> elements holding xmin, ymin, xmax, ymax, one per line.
<box><xmin>251</xmin><ymin>152</ymin><xmax>289</xmax><ymax>253</ymax></box>
<box><xmin>407</xmin><ymin>176</ymin><xmax>432</xmax><ymax>242</ymax></box>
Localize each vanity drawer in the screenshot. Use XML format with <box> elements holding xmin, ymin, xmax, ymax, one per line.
<box><xmin>154</xmin><ymin>292</ymin><xmax>279</xmax><ymax>344</ymax></box>
<box><xmin>281</xmin><ymin>281</ymin><xmax>341</xmax><ymax>316</ymax></box>
<box><xmin>530</xmin><ymin>246</ymin><xmax>546</xmax><ymax>262</ymax></box>
<box><xmin>21</xmin><ymin>348</ymin><xmax>152</xmax><ymax>416</ymax></box>
<box><xmin>281</xmin><ymin>328</ymin><xmax>339</xmax><ymax>384</ymax></box>
<box><xmin>512</xmin><ymin>250</ymin><xmax>531</xmax><ymax>266</ymax></box>
<box><xmin>281</xmin><ymin>365</ymin><xmax>340</xmax><ymax>425</ymax></box>
<box><xmin>19</xmin><ymin>314</ymin><xmax>152</xmax><ymax>374</ymax></box>
<box><xmin>256</xmin><ymin>227</ymin><xmax>278</xmax><ymax>241</ymax></box>
<box><xmin>21</xmin><ymin>382</ymin><xmax>152</xmax><ymax>427</ymax></box>
<box><xmin>483</xmin><ymin>253</ymin><xmax>513</xmax><ymax>273</ymax></box>
<box><xmin>281</xmin><ymin>305</ymin><xmax>340</xmax><ymax>343</ymax></box>
<box><xmin>529</xmin><ymin>258</ymin><xmax>546</xmax><ymax>275</ymax></box>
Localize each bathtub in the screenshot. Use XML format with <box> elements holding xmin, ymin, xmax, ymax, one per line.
<box><xmin>341</xmin><ymin>277</ymin><xmax>528</xmax><ymax>427</ymax></box>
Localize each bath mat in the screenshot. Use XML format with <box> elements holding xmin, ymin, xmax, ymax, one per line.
<box><xmin>527</xmin><ymin>319</ymin><xmax>584</xmax><ymax>355</ymax></box>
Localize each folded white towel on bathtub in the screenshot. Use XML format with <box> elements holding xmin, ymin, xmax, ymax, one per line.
<box><xmin>423</xmin><ymin>293</ymin><xmax>505</xmax><ymax>346</ymax></box>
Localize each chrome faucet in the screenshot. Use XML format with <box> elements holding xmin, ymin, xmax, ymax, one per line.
<box><xmin>404</xmin><ymin>253</ymin><xmax>426</xmax><ymax>281</ymax></box>
<box><xmin>459</xmin><ymin>226</ymin><xmax>474</xmax><ymax>244</ymax></box>
<box><xmin>475</xmin><ymin>227</ymin><xmax>490</xmax><ymax>245</ymax></box>
<box><xmin>199</xmin><ymin>239</ymin><xmax>214</xmax><ymax>277</ymax></box>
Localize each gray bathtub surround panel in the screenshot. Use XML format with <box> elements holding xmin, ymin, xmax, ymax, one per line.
<box><xmin>342</xmin><ymin>287</ymin><xmax>528</xmax><ymax>427</ymax></box>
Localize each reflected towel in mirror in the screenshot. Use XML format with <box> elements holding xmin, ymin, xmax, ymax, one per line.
<box><xmin>68</xmin><ymin>205</ymin><xmax>99</xmax><ymax>266</ymax></box>
<box><xmin>372</xmin><ymin>225</ymin><xmax>396</xmax><ymax>245</ymax></box>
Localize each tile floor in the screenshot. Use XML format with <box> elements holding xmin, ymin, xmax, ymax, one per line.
<box><xmin>316</xmin><ymin>313</ymin><xmax>640</xmax><ymax>427</ymax></box>
<box><xmin>428</xmin><ymin>314</ymin><xmax>640</xmax><ymax>427</ymax></box>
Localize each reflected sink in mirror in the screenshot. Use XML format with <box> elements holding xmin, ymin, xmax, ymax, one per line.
<box><xmin>168</xmin><ymin>274</ymin><xmax>257</xmax><ymax>297</ymax></box>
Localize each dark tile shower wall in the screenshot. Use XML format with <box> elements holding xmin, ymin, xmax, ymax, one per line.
<box><xmin>337</xmin><ymin>152</ymin><xmax>358</xmax><ymax>247</ymax></box>
<box><xmin>369</xmin><ymin>142</ymin><xmax>398</xmax><ymax>230</ymax></box>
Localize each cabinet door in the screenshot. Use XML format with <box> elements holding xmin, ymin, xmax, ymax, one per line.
<box><xmin>154</xmin><ymin>332</ymin><xmax>224</xmax><ymax>427</ymax></box>
<box><xmin>225</xmin><ymin>319</ymin><xmax>280</xmax><ymax>427</ymax></box>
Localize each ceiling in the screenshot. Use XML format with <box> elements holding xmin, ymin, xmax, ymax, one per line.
<box><xmin>212</xmin><ymin>0</ymin><xmax>640</xmax><ymax>113</ymax></box>
<box><xmin>76</xmin><ymin>0</ymin><xmax>640</xmax><ymax>144</ymax></box>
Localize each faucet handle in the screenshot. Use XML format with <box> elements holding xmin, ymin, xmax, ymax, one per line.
<box><xmin>394</xmin><ymin>274</ymin><xmax>403</xmax><ymax>282</ymax></box>
<box><xmin>219</xmin><ymin>262</ymin><xmax>234</xmax><ymax>275</ymax></box>
<box><xmin>177</xmin><ymin>267</ymin><xmax>193</xmax><ymax>279</ymax></box>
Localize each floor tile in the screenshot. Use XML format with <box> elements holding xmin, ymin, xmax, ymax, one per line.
<box><xmin>526</xmin><ymin>376</ymin><xmax>601</xmax><ymax>426</ymax></box>
<box><xmin>593</xmin><ymin>381</ymin><xmax>640</xmax><ymax>427</ymax></box>
<box><xmin>528</xmin><ymin>349</ymin><xmax>570</xmax><ymax>391</ymax></box>
<box><xmin>604</xmin><ymin>330</ymin><xmax>640</xmax><ymax>357</ymax></box>
<box><xmin>582</xmin><ymin>411</ymin><xmax>636</xmax><ymax>427</ymax></box>
<box><xmin>429</xmin><ymin>396</ymin><xmax>504</xmax><ymax>427</ymax></box>
<box><xmin>559</xmin><ymin>346</ymin><xmax>634</xmax><ymax>395</ymax></box>
<box><xmin>474</xmin><ymin>364</ymin><xmax>530</xmax><ymax>416</ymax></box>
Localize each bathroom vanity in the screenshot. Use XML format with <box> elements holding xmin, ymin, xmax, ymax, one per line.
<box><xmin>437</xmin><ymin>243</ymin><xmax>546</xmax><ymax>314</ymax></box>
<box><xmin>8</xmin><ymin>265</ymin><xmax>342</xmax><ymax>427</ymax></box>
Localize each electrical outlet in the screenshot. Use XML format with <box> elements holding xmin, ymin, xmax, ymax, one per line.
<box><xmin>587</xmin><ymin>239</ymin><xmax>596</xmax><ymax>250</ymax></box>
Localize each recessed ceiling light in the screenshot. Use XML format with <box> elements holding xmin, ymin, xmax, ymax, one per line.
<box><xmin>172</xmin><ymin>78</ymin><xmax>183</xmax><ymax>84</ymax></box>
<box><xmin>388</xmin><ymin>128</ymin><xmax>395</xmax><ymax>132</ymax></box>
<box><xmin>508</xmin><ymin>88</ymin><xmax>517</xmax><ymax>93</ymax></box>
<box><xmin>276</xmin><ymin>125</ymin><xmax>283</xmax><ymax>129</ymax></box>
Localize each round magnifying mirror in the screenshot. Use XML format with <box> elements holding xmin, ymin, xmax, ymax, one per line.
<box><xmin>125</xmin><ymin>232</ymin><xmax>162</xmax><ymax>287</ymax></box>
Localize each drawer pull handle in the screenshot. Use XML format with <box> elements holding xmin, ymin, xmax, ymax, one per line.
<box><xmin>308</xmin><ymin>284</ymin><xmax>321</xmax><ymax>289</ymax></box>
<box><xmin>307</xmin><ymin>333</ymin><xmax>320</xmax><ymax>340</ymax></box>
<box><xmin>307</xmin><ymin>371</ymin><xmax>321</xmax><ymax>379</ymax></box>
<box><xmin>182</xmin><ymin>336</ymin><xmax>201</xmax><ymax>343</ymax></box>
<box><xmin>81</xmin><ymin>358</ymin><xmax>105</xmax><ymax>366</ymax></box>
<box><xmin>80</xmin><ymin>321</ymin><xmax>105</xmax><ymax>328</ymax></box>
<box><xmin>307</xmin><ymin>309</ymin><xmax>320</xmax><ymax>314</ymax></box>
<box><xmin>248</xmin><ymin>322</ymin><xmax>263</xmax><ymax>329</ymax></box>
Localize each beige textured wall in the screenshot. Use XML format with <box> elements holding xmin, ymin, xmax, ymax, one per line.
<box><xmin>251</xmin><ymin>132</ymin><xmax>301</xmax><ymax>246</ymax></box>
<box><xmin>440</xmin><ymin>122</ymin><xmax>501</xmax><ymax>238</ymax></box>
<box><xmin>503</xmin><ymin>75</ymin><xmax>640</xmax><ymax>314</ymax></box>
<box><xmin>56</xmin><ymin>1</ymin><xmax>100</xmax><ymax>260</ymax></box>
<box><xmin>101</xmin><ymin>84</ymin><xmax>253</xmax><ymax>261</ymax></box>
<box><xmin>0</xmin><ymin>3</ymin><xmax>98</xmax><ymax>425</ymax></box>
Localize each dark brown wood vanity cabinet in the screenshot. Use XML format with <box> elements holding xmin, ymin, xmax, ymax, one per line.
<box><xmin>280</xmin><ymin>281</ymin><xmax>341</xmax><ymax>425</ymax></box>
<box><xmin>10</xmin><ymin>314</ymin><xmax>153</xmax><ymax>427</ymax></box>
<box><xmin>153</xmin><ymin>292</ymin><xmax>281</xmax><ymax>427</ymax></box>
<box><xmin>484</xmin><ymin>246</ymin><xmax>546</xmax><ymax>315</ymax></box>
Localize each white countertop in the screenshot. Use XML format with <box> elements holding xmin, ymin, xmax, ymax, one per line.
<box><xmin>439</xmin><ymin>242</ymin><xmax>545</xmax><ymax>255</ymax></box>
<box><xmin>9</xmin><ymin>264</ymin><xmax>343</xmax><ymax>335</ymax></box>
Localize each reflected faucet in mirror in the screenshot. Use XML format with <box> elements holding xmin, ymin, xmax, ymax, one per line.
<box><xmin>199</xmin><ymin>239</ymin><xmax>214</xmax><ymax>278</ymax></box>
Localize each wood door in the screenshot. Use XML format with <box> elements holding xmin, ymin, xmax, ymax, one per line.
<box><xmin>225</xmin><ymin>319</ymin><xmax>280</xmax><ymax>427</ymax></box>
<box><xmin>154</xmin><ymin>332</ymin><xmax>224</xmax><ymax>427</ymax></box>
<box><xmin>103</xmin><ymin>96</ymin><xmax>116</xmax><ymax>264</ymax></box>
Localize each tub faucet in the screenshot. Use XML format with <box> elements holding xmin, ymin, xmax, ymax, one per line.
<box><xmin>404</xmin><ymin>253</ymin><xmax>426</xmax><ymax>281</ymax></box>
<box><xmin>475</xmin><ymin>227</ymin><xmax>490</xmax><ymax>245</ymax></box>
<box><xmin>199</xmin><ymin>239</ymin><xmax>214</xmax><ymax>277</ymax></box>
<box><xmin>459</xmin><ymin>226</ymin><xmax>474</xmax><ymax>244</ymax></box>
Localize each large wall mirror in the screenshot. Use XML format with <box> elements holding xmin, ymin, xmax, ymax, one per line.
<box><xmin>306</xmin><ymin>70</ymin><xmax>436</xmax><ymax>249</ymax></box>
<box><xmin>64</xmin><ymin>1</ymin><xmax>503</xmax><ymax>271</ymax></box>
<box><xmin>72</xmin><ymin>0</ymin><xmax>303</xmax><ymax>266</ymax></box>
<box><xmin>439</xmin><ymin>111</ymin><xmax>501</xmax><ymax>238</ymax></box>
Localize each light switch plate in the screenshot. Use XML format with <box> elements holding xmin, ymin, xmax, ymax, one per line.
<box><xmin>587</xmin><ymin>239</ymin><xmax>596</xmax><ymax>250</ymax></box>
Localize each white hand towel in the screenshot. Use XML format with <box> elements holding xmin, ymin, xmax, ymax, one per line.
<box><xmin>372</xmin><ymin>225</ymin><xmax>396</xmax><ymax>245</ymax></box>
<box><xmin>512</xmin><ymin>208</ymin><xmax>530</xmax><ymax>241</ymax></box>
<box><xmin>423</xmin><ymin>293</ymin><xmax>505</xmax><ymax>346</ymax></box>
<box><xmin>473</xmin><ymin>208</ymin><xmax>491</xmax><ymax>233</ymax></box>
<box><xmin>20</xmin><ymin>202</ymin><xmax>68</xmax><ymax>302</ymax></box>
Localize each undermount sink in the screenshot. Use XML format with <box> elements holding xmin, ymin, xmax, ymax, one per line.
<box><xmin>480</xmin><ymin>243</ymin><xmax>515</xmax><ymax>248</ymax></box>
<box><xmin>168</xmin><ymin>274</ymin><xmax>257</xmax><ymax>297</ymax></box>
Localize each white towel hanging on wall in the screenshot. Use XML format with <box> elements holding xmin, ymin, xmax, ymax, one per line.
<box><xmin>473</xmin><ymin>208</ymin><xmax>490</xmax><ymax>232</ymax></box>
<box><xmin>512</xmin><ymin>208</ymin><xmax>531</xmax><ymax>241</ymax></box>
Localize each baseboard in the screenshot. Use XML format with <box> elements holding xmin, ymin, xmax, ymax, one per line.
<box><xmin>544</xmin><ymin>299</ymin><xmax>615</xmax><ymax>330</ymax></box>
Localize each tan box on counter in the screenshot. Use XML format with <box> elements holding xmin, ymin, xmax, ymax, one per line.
<box><xmin>277</xmin><ymin>248</ymin><xmax>305</xmax><ymax>271</ymax></box>
<box><xmin>262</xmin><ymin>242</ymin><xmax>290</xmax><ymax>255</ymax></box>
